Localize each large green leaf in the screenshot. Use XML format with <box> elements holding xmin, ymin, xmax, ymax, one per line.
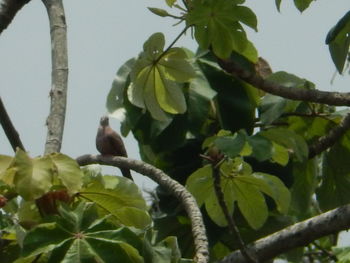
<box><xmin>316</xmin><ymin>133</ymin><xmax>350</xmax><ymax>211</ymax></box>
<box><xmin>22</xmin><ymin>203</ymin><xmax>144</xmax><ymax>263</ymax></box>
<box><xmin>236</xmin><ymin>172</ymin><xmax>291</xmax><ymax>214</ymax></box>
<box><xmin>290</xmin><ymin>159</ymin><xmax>317</xmax><ymax>218</ymax></box>
<box><xmin>186</xmin><ymin>165</ymin><xmax>213</xmax><ymax>206</ymax></box>
<box><xmin>80</xmin><ymin>176</ymin><xmax>151</xmax><ymax>229</ymax></box>
<box><xmin>107</xmin><ymin>58</ymin><xmax>136</xmax><ymax>120</ymax></box>
<box><xmin>129</xmin><ymin>33</ymin><xmax>195</xmax><ymax>121</ymax></box>
<box><xmin>246</xmin><ymin>134</ymin><xmax>273</xmax><ymax>162</ymax></box>
<box><xmin>326</xmin><ymin>11</ymin><xmax>350</xmax><ymax>73</ymax></box>
<box><xmin>187</xmin><ymin>0</ymin><xmax>255</xmax><ymax>58</ymax></box>
<box><xmin>11</xmin><ymin>149</ymin><xmax>53</xmax><ymax>201</ymax></box>
<box><xmin>231</xmin><ymin>179</ymin><xmax>268</xmax><ymax>229</ymax></box>
<box><xmin>49</xmin><ymin>153</ymin><xmax>83</xmax><ymax>194</ymax></box>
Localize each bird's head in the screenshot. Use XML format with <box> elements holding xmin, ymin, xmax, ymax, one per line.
<box><xmin>100</xmin><ymin>115</ymin><xmax>109</xmax><ymax>126</ymax></box>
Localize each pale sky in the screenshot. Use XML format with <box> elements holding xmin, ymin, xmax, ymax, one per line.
<box><xmin>0</xmin><ymin>0</ymin><xmax>349</xmax><ymax>189</ymax></box>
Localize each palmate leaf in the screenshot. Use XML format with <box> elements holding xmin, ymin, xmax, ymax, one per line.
<box><xmin>186</xmin><ymin>0</ymin><xmax>257</xmax><ymax>58</ymax></box>
<box><xmin>186</xmin><ymin>159</ymin><xmax>290</xmax><ymax>229</ymax></box>
<box><xmin>21</xmin><ymin>203</ymin><xmax>144</xmax><ymax>263</ymax></box>
<box><xmin>129</xmin><ymin>33</ymin><xmax>196</xmax><ymax>121</ymax></box>
<box><xmin>80</xmin><ymin>176</ymin><xmax>151</xmax><ymax>229</ymax></box>
<box><xmin>9</xmin><ymin>149</ymin><xmax>54</xmax><ymax>201</ymax></box>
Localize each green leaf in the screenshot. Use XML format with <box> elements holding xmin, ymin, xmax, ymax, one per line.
<box><xmin>246</xmin><ymin>134</ymin><xmax>273</xmax><ymax>162</ymax></box>
<box><xmin>12</xmin><ymin>149</ymin><xmax>53</xmax><ymax>201</ymax></box>
<box><xmin>232</xmin><ymin>179</ymin><xmax>268</xmax><ymax>229</ymax></box>
<box><xmin>80</xmin><ymin>176</ymin><xmax>151</xmax><ymax>229</ymax></box>
<box><xmin>148</xmin><ymin>7</ymin><xmax>171</xmax><ymax>17</ymax></box>
<box><xmin>237</xmin><ymin>173</ymin><xmax>291</xmax><ymax>214</ymax></box>
<box><xmin>260</xmin><ymin>128</ymin><xmax>309</xmax><ymax>162</ymax></box>
<box><xmin>290</xmin><ymin>160</ymin><xmax>317</xmax><ymax>218</ymax></box>
<box><xmin>326</xmin><ymin>11</ymin><xmax>350</xmax><ymax>73</ymax></box>
<box><xmin>271</xmin><ymin>142</ymin><xmax>289</xmax><ymax>166</ymax></box>
<box><xmin>0</xmin><ymin>155</ymin><xmax>13</xmax><ymax>175</ymax></box>
<box><xmin>187</xmin><ymin>0</ymin><xmax>249</xmax><ymax>58</ymax></box>
<box><xmin>232</xmin><ymin>6</ymin><xmax>258</xmax><ymax>31</ymax></box>
<box><xmin>107</xmin><ymin>58</ymin><xmax>135</xmax><ymax>120</ymax></box>
<box><xmin>275</xmin><ymin>0</ymin><xmax>282</xmax><ymax>11</ymax></box>
<box><xmin>332</xmin><ymin>246</ymin><xmax>350</xmax><ymax>263</ymax></box>
<box><xmin>130</xmin><ymin>33</ymin><xmax>195</xmax><ymax>120</ymax></box>
<box><xmin>165</xmin><ymin>0</ymin><xmax>176</xmax><ymax>7</ymax></box>
<box><xmin>214</xmin><ymin>131</ymin><xmax>246</xmax><ymax>158</ymax></box>
<box><xmin>205</xmin><ymin>177</ymin><xmax>236</xmax><ymax>227</ymax></box>
<box><xmin>293</xmin><ymin>0</ymin><xmax>314</xmax><ymax>12</ymax></box>
<box><xmin>22</xmin><ymin>203</ymin><xmax>145</xmax><ymax>263</ymax></box>
<box><xmin>186</xmin><ymin>165</ymin><xmax>213</xmax><ymax>206</ymax></box>
<box><xmin>317</xmin><ymin>134</ymin><xmax>350</xmax><ymax>211</ymax></box>
<box><xmin>49</xmin><ymin>153</ymin><xmax>83</xmax><ymax>194</ymax></box>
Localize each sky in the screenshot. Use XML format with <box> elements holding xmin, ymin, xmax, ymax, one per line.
<box><xmin>0</xmin><ymin>0</ymin><xmax>350</xmax><ymax>188</ymax></box>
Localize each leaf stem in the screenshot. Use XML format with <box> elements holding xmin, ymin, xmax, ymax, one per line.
<box><xmin>155</xmin><ymin>25</ymin><xmax>190</xmax><ymax>63</ymax></box>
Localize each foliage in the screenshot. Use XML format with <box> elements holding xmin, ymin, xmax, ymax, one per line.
<box><xmin>1</xmin><ymin>0</ymin><xmax>350</xmax><ymax>262</ymax></box>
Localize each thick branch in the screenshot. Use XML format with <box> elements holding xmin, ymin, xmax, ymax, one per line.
<box><xmin>0</xmin><ymin>0</ymin><xmax>31</xmax><ymax>35</ymax></box>
<box><xmin>42</xmin><ymin>0</ymin><xmax>68</xmax><ymax>154</ymax></box>
<box><xmin>217</xmin><ymin>204</ymin><xmax>350</xmax><ymax>263</ymax></box>
<box><xmin>309</xmin><ymin>112</ymin><xmax>350</xmax><ymax>158</ymax></box>
<box><xmin>217</xmin><ymin>58</ymin><xmax>350</xmax><ymax>107</ymax></box>
<box><xmin>76</xmin><ymin>154</ymin><xmax>209</xmax><ymax>263</ymax></box>
<box><xmin>0</xmin><ymin>97</ymin><xmax>25</xmax><ymax>152</ymax></box>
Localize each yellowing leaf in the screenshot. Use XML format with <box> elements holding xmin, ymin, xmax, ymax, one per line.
<box><xmin>50</xmin><ymin>153</ymin><xmax>83</xmax><ymax>194</ymax></box>
<box><xmin>129</xmin><ymin>33</ymin><xmax>195</xmax><ymax>121</ymax></box>
<box><xmin>13</xmin><ymin>149</ymin><xmax>53</xmax><ymax>201</ymax></box>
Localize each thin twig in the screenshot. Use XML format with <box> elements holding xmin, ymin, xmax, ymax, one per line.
<box><xmin>0</xmin><ymin>96</ymin><xmax>25</xmax><ymax>152</ymax></box>
<box><xmin>0</xmin><ymin>0</ymin><xmax>31</xmax><ymax>35</ymax></box>
<box><xmin>311</xmin><ymin>241</ymin><xmax>338</xmax><ymax>262</ymax></box>
<box><xmin>76</xmin><ymin>154</ymin><xmax>209</xmax><ymax>263</ymax></box>
<box><xmin>211</xmin><ymin>164</ymin><xmax>257</xmax><ymax>263</ymax></box>
<box><xmin>42</xmin><ymin>0</ymin><xmax>69</xmax><ymax>154</ymax></box>
<box><xmin>155</xmin><ymin>25</ymin><xmax>189</xmax><ymax>63</ymax></box>
<box><xmin>308</xmin><ymin>112</ymin><xmax>350</xmax><ymax>158</ymax></box>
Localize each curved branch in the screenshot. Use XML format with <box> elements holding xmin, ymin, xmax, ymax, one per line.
<box><xmin>0</xmin><ymin>96</ymin><xmax>25</xmax><ymax>152</ymax></box>
<box><xmin>217</xmin><ymin>57</ymin><xmax>350</xmax><ymax>106</ymax></box>
<box><xmin>76</xmin><ymin>154</ymin><xmax>209</xmax><ymax>263</ymax></box>
<box><xmin>0</xmin><ymin>0</ymin><xmax>31</xmax><ymax>35</ymax></box>
<box><xmin>42</xmin><ymin>0</ymin><xmax>68</xmax><ymax>154</ymax></box>
<box><xmin>217</xmin><ymin>204</ymin><xmax>350</xmax><ymax>263</ymax></box>
<box><xmin>309</xmin><ymin>112</ymin><xmax>350</xmax><ymax>158</ymax></box>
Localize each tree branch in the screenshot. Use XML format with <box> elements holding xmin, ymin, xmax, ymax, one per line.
<box><xmin>308</xmin><ymin>112</ymin><xmax>350</xmax><ymax>158</ymax></box>
<box><xmin>0</xmin><ymin>0</ymin><xmax>31</xmax><ymax>35</ymax></box>
<box><xmin>76</xmin><ymin>154</ymin><xmax>209</xmax><ymax>263</ymax></box>
<box><xmin>217</xmin><ymin>57</ymin><xmax>350</xmax><ymax>106</ymax></box>
<box><xmin>217</xmin><ymin>204</ymin><xmax>350</xmax><ymax>263</ymax></box>
<box><xmin>42</xmin><ymin>0</ymin><xmax>68</xmax><ymax>154</ymax></box>
<box><xmin>0</xmin><ymin>96</ymin><xmax>25</xmax><ymax>152</ymax></box>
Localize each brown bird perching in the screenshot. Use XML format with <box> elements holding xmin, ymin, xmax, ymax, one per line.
<box><xmin>96</xmin><ymin>116</ymin><xmax>133</xmax><ymax>180</ymax></box>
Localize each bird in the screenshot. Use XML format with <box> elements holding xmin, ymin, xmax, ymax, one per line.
<box><xmin>96</xmin><ymin>116</ymin><xmax>133</xmax><ymax>180</ymax></box>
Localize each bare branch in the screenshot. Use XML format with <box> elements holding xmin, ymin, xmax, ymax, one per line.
<box><xmin>309</xmin><ymin>112</ymin><xmax>350</xmax><ymax>158</ymax></box>
<box><xmin>217</xmin><ymin>57</ymin><xmax>350</xmax><ymax>107</ymax></box>
<box><xmin>76</xmin><ymin>154</ymin><xmax>209</xmax><ymax>263</ymax></box>
<box><xmin>217</xmin><ymin>204</ymin><xmax>350</xmax><ymax>263</ymax></box>
<box><xmin>0</xmin><ymin>0</ymin><xmax>31</xmax><ymax>35</ymax></box>
<box><xmin>42</xmin><ymin>0</ymin><xmax>68</xmax><ymax>154</ymax></box>
<box><xmin>0</xmin><ymin>96</ymin><xmax>25</xmax><ymax>152</ymax></box>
